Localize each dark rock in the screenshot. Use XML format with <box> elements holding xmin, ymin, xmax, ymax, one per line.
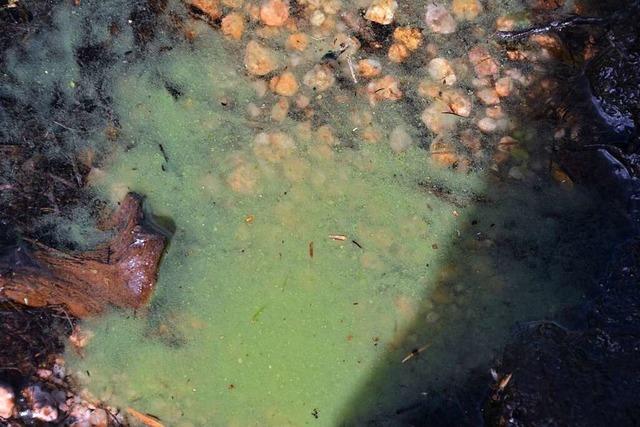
<box><xmin>487</xmin><ymin>238</ymin><xmax>640</xmax><ymax>427</ymax></box>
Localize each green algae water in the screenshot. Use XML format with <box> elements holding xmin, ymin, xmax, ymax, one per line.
<box><xmin>24</xmin><ymin>0</ymin><xmax>624</xmax><ymax>425</ymax></box>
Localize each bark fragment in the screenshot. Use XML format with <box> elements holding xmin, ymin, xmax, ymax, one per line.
<box><xmin>0</xmin><ymin>193</ymin><xmax>166</xmax><ymax>317</ymax></box>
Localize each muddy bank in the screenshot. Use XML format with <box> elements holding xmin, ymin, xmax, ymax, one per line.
<box><xmin>485</xmin><ymin>1</ymin><xmax>640</xmax><ymax>425</ymax></box>
<box><xmin>0</xmin><ymin>0</ymin><xmax>170</xmax><ymax>424</ymax></box>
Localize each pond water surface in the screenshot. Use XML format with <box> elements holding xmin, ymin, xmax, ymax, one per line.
<box><xmin>10</xmin><ymin>0</ymin><xmax>625</xmax><ymax>425</ymax></box>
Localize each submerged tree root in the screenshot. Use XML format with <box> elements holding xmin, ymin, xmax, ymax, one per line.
<box><xmin>0</xmin><ymin>193</ymin><xmax>166</xmax><ymax>318</ymax></box>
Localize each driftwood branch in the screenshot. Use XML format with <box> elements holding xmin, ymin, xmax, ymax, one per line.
<box><xmin>495</xmin><ymin>16</ymin><xmax>605</xmax><ymax>41</ymax></box>
<box><xmin>0</xmin><ymin>193</ymin><xmax>167</xmax><ymax>317</ymax></box>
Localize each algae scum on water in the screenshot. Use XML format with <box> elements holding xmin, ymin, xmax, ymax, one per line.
<box><xmin>3</xmin><ymin>0</ymin><xmax>624</xmax><ymax>425</ymax></box>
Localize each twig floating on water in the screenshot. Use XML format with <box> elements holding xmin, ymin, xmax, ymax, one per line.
<box><xmin>127</xmin><ymin>407</ymin><xmax>165</xmax><ymax>427</ymax></box>
<box><xmin>158</xmin><ymin>143</ymin><xmax>169</xmax><ymax>163</ymax></box>
<box><xmin>491</xmin><ymin>372</ymin><xmax>513</xmax><ymax>400</ymax></box>
<box><xmin>441</xmin><ymin>111</ymin><xmax>466</xmax><ymax>118</ymax></box>
<box><xmin>52</xmin><ymin>120</ymin><xmax>79</xmax><ymax>132</ymax></box>
<box><xmin>401</xmin><ymin>344</ymin><xmax>430</xmax><ymax>363</ymax></box>
<box><xmin>329</xmin><ymin>234</ymin><xmax>347</xmax><ymax>241</ymax></box>
<box><xmin>347</xmin><ymin>57</ymin><xmax>358</xmax><ymax>84</ymax></box>
<box><xmin>498</xmin><ymin>373</ymin><xmax>512</xmax><ymax>392</ymax></box>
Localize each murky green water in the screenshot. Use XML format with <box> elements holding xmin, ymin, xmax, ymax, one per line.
<box><xmin>31</xmin><ymin>0</ymin><xmax>623</xmax><ymax>425</ymax></box>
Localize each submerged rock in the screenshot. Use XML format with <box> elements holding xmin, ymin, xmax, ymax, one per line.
<box><xmin>469</xmin><ymin>45</ymin><xmax>499</xmax><ymax>77</ymax></box>
<box><xmin>89</xmin><ymin>408</ymin><xmax>108</xmax><ymax>427</ymax></box>
<box><xmin>357</xmin><ymin>58</ymin><xmax>382</xmax><ymax>78</ymax></box>
<box><xmin>477</xmin><ymin>88</ymin><xmax>500</xmax><ymax>105</ymax></box>
<box><xmin>187</xmin><ymin>0</ymin><xmax>222</xmax><ymax>21</ymax></box>
<box><xmin>425</xmin><ymin>4</ymin><xmax>457</xmax><ymax>34</ymax></box>
<box><xmin>442</xmin><ymin>89</ymin><xmax>472</xmax><ymax>117</ymax></box>
<box><xmin>244</xmin><ymin>41</ymin><xmax>279</xmax><ymax>76</ymax></box>
<box><xmin>221</xmin><ymin>13</ymin><xmax>245</xmax><ymax>40</ymax></box>
<box><xmin>388</xmin><ymin>42</ymin><xmax>409</xmax><ymax>63</ymax></box>
<box><xmin>286</xmin><ymin>33</ymin><xmax>308</xmax><ymax>51</ymax></box>
<box><xmin>270</xmin><ymin>71</ymin><xmax>299</xmax><ymax>96</ymax></box>
<box><xmin>427</xmin><ymin>58</ymin><xmax>457</xmax><ymax>86</ymax></box>
<box><xmin>22</xmin><ymin>384</ymin><xmax>58</xmax><ymax>422</ymax></box>
<box><xmin>389</xmin><ymin>126</ymin><xmax>413</xmax><ymax>153</ymax></box>
<box><xmin>260</xmin><ymin>0</ymin><xmax>289</xmax><ymax>27</ymax></box>
<box><xmin>451</xmin><ymin>0</ymin><xmax>482</xmax><ymax>21</ymax></box>
<box><xmin>366</xmin><ymin>75</ymin><xmax>403</xmax><ymax>105</ymax></box>
<box><xmin>430</xmin><ymin>136</ymin><xmax>458</xmax><ymax>167</ymax></box>
<box><xmin>478</xmin><ymin>116</ymin><xmax>498</xmax><ymax>133</ymax></box>
<box><xmin>422</xmin><ymin>100</ymin><xmax>459</xmax><ymax>134</ymax></box>
<box><xmin>495</xmin><ymin>76</ymin><xmax>514</xmax><ymax>97</ymax></box>
<box><xmin>393</xmin><ymin>27</ymin><xmax>423</xmax><ymax>51</ymax></box>
<box><xmin>364</xmin><ymin>0</ymin><xmax>397</xmax><ymax>25</ymax></box>
<box><xmin>303</xmin><ymin>64</ymin><xmax>335</xmax><ymax>92</ymax></box>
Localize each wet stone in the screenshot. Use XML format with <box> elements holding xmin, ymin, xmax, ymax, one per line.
<box><xmin>469</xmin><ymin>45</ymin><xmax>499</xmax><ymax>77</ymax></box>
<box><xmin>389</xmin><ymin>126</ymin><xmax>413</xmax><ymax>153</ymax></box>
<box><xmin>244</xmin><ymin>40</ymin><xmax>279</xmax><ymax>76</ymax></box>
<box><xmin>303</xmin><ymin>64</ymin><xmax>335</xmax><ymax>92</ymax></box>
<box><xmin>270</xmin><ymin>72</ymin><xmax>299</xmax><ymax>97</ymax></box>
<box><xmin>22</xmin><ymin>384</ymin><xmax>58</xmax><ymax>423</ymax></box>
<box><xmin>425</xmin><ymin>4</ymin><xmax>457</xmax><ymax>34</ymax></box>
<box><xmin>221</xmin><ymin>13</ymin><xmax>245</xmax><ymax>40</ymax></box>
<box><xmin>364</xmin><ymin>0</ymin><xmax>398</xmax><ymax>25</ymax></box>
<box><xmin>357</xmin><ymin>58</ymin><xmax>382</xmax><ymax>78</ymax></box>
<box><xmin>427</xmin><ymin>58</ymin><xmax>457</xmax><ymax>86</ymax></box>
<box><xmin>0</xmin><ymin>383</ymin><xmax>15</xmax><ymax>419</ymax></box>
<box><xmin>260</xmin><ymin>0</ymin><xmax>289</xmax><ymax>27</ymax></box>
<box><xmin>89</xmin><ymin>408</ymin><xmax>108</xmax><ymax>427</ymax></box>
<box><xmin>451</xmin><ymin>0</ymin><xmax>483</xmax><ymax>21</ymax></box>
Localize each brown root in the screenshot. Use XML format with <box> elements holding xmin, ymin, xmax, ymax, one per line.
<box><xmin>0</xmin><ymin>193</ymin><xmax>166</xmax><ymax>318</ymax></box>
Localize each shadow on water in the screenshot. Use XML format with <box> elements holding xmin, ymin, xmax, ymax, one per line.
<box><xmin>337</xmin><ymin>3</ymin><xmax>637</xmax><ymax>424</ymax></box>
<box><xmin>336</xmin><ymin>184</ymin><xmax>629</xmax><ymax>426</ymax></box>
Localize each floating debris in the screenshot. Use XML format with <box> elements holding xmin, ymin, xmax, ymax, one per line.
<box><xmin>401</xmin><ymin>344</ymin><xmax>430</xmax><ymax>363</ymax></box>
<box><xmin>329</xmin><ymin>234</ymin><xmax>347</xmax><ymax>241</ymax></box>
<box><xmin>364</xmin><ymin>0</ymin><xmax>398</xmax><ymax>25</ymax></box>
<box><xmin>127</xmin><ymin>407</ymin><xmax>165</xmax><ymax>427</ymax></box>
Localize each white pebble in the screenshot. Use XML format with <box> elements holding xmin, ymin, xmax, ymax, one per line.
<box><xmin>0</xmin><ymin>384</ymin><xmax>15</xmax><ymax>419</ymax></box>
<box><xmin>310</xmin><ymin>10</ymin><xmax>326</xmax><ymax>26</ymax></box>
<box><xmin>427</xmin><ymin>58</ymin><xmax>457</xmax><ymax>86</ymax></box>
<box><xmin>425</xmin><ymin>4</ymin><xmax>457</xmax><ymax>34</ymax></box>
<box><xmin>478</xmin><ymin>117</ymin><xmax>497</xmax><ymax>133</ymax></box>
<box><xmin>364</xmin><ymin>0</ymin><xmax>397</xmax><ymax>25</ymax></box>
<box><xmin>476</xmin><ymin>88</ymin><xmax>500</xmax><ymax>105</ymax></box>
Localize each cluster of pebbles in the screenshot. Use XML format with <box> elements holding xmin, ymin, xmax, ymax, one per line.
<box><xmin>1</xmin><ymin>328</ymin><xmax>122</xmax><ymax>426</ymax></box>
<box><xmin>180</xmin><ymin>0</ymin><xmax>578</xmax><ymax>194</ymax></box>
<box><xmin>0</xmin><ymin>374</ymin><xmax>121</xmax><ymax>427</ymax></box>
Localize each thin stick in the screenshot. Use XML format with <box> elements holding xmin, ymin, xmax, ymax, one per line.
<box><xmin>52</xmin><ymin>120</ymin><xmax>79</xmax><ymax>132</ymax></box>
<box><xmin>494</xmin><ymin>16</ymin><xmax>604</xmax><ymax>41</ymax></box>
<box><xmin>347</xmin><ymin>57</ymin><xmax>358</xmax><ymax>84</ymax></box>
<box><xmin>401</xmin><ymin>343</ymin><xmax>430</xmax><ymax>363</ymax></box>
